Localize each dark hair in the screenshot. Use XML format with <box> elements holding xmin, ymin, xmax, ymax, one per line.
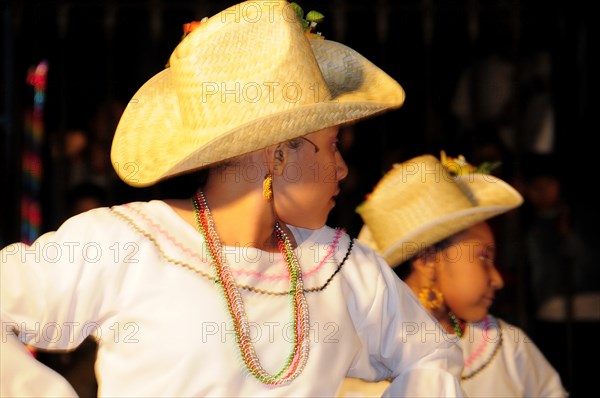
<box><xmin>392</xmin><ymin>236</ymin><xmax>456</xmax><ymax>280</ymax></box>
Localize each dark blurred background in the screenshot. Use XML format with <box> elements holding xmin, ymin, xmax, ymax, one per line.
<box><xmin>1</xmin><ymin>0</ymin><xmax>597</xmax><ymax>396</ymax></box>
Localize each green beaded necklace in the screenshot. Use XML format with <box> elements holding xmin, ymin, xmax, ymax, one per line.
<box><xmin>448</xmin><ymin>311</ymin><xmax>464</xmax><ymax>338</ymax></box>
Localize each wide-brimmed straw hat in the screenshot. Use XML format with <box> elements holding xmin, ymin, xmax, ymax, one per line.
<box><xmin>111</xmin><ymin>0</ymin><xmax>405</xmax><ymax>187</ymax></box>
<box><xmin>357</xmin><ymin>154</ymin><xmax>523</xmax><ymax>267</ymax></box>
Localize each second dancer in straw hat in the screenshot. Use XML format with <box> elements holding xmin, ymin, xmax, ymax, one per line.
<box><xmin>344</xmin><ymin>152</ymin><xmax>566</xmax><ymax>397</ymax></box>
<box><xmin>1</xmin><ymin>2</ymin><xmax>464</xmax><ymax>396</ymax></box>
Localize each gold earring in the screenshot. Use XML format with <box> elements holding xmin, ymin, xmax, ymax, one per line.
<box><xmin>418</xmin><ymin>286</ymin><xmax>444</xmax><ymax>310</ymax></box>
<box><xmin>263</xmin><ymin>174</ymin><xmax>273</xmax><ymax>201</ymax></box>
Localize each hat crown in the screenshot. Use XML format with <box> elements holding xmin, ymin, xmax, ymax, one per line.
<box><xmin>360</xmin><ymin>155</ymin><xmax>471</xmax><ymax>253</ymax></box>
<box><xmin>111</xmin><ymin>0</ymin><xmax>405</xmax><ymax>187</ymax></box>
<box><xmin>170</xmin><ymin>1</ymin><xmax>331</xmax><ymax>132</ymax></box>
<box><xmin>358</xmin><ymin>154</ymin><xmax>523</xmax><ymax>266</ymax></box>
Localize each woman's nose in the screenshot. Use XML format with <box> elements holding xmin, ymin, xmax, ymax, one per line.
<box><xmin>491</xmin><ymin>266</ymin><xmax>505</xmax><ymax>290</ymax></box>
<box><xmin>336</xmin><ymin>152</ymin><xmax>349</xmax><ymax>181</ymax></box>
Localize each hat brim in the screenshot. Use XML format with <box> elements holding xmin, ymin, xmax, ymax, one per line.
<box><xmin>359</xmin><ymin>174</ymin><xmax>523</xmax><ymax>268</ymax></box>
<box><xmin>111</xmin><ymin>40</ymin><xmax>405</xmax><ymax>187</ymax></box>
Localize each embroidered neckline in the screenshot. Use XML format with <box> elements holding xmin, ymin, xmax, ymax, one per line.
<box><xmin>464</xmin><ymin>315</ymin><xmax>490</xmax><ymax>367</ymax></box>
<box><xmin>110</xmin><ymin>205</ymin><xmax>353</xmax><ymax>295</ymax></box>
<box><xmin>461</xmin><ymin>316</ymin><xmax>503</xmax><ymax>380</ymax></box>
<box><xmin>122</xmin><ymin>202</ymin><xmax>343</xmax><ymax>281</ymax></box>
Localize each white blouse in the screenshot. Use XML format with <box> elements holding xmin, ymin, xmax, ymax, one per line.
<box><xmin>338</xmin><ymin>315</ymin><xmax>567</xmax><ymax>397</ymax></box>
<box><xmin>460</xmin><ymin>315</ymin><xmax>566</xmax><ymax>397</ymax></box>
<box><xmin>1</xmin><ymin>200</ymin><xmax>463</xmax><ymax>397</ymax></box>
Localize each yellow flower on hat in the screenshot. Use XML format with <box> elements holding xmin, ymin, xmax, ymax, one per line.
<box><xmin>441</xmin><ymin>150</ymin><xmax>476</xmax><ymax>176</ymax></box>
<box><xmin>440</xmin><ymin>150</ymin><xmax>500</xmax><ymax>176</ymax></box>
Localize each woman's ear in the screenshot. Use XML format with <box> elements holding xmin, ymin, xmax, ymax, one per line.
<box><xmin>413</xmin><ymin>249</ymin><xmax>438</xmax><ymax>280</ymax></box>
<box><xmin>264</xmin><ymin>143</ymin><xmax>288</xmax><ymax>177</ymax></box>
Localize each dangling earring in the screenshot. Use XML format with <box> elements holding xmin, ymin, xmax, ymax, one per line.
<box><xmin>263</xmin><ymin>174</ymin><xmax>273</xmax><ymax>201</ymax></box>
<box><xmin>418</xmin><ymin>285</ymin><xmax>444</xmax><ymax>310</ymax></box>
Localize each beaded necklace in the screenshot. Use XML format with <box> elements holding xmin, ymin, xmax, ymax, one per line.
<box><xmin>461</xmin><ymin>316</ymin><xmax>503</xmax><ymax>380</ymax></box>
<box><xmin>448</xmin><ymin>311</ymin><xmax>463</xmax><ymax>338</ymax></box>
<box><xmin>110</xmin><ymin>206</ymin><xmax>354</xmax><ymax>296</ymax></box>
<box><xmin>464</xmin><ymin>315</ymin><xmax>490</xmax><ymax>367</ymax></box>
<box><xmin>193</xmin><ymin>191</ymin><xmax>310</xmax><ymax>385</ymax></box>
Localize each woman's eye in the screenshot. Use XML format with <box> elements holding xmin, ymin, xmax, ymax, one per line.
<box><xmin>479</xmin><ymin>253</ymin><xmax>494</xmax><ymax>265</ymax></box>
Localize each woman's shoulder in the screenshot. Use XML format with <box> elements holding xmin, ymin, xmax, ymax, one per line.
<box><xmin>109</xmin><ymin>199</ymin><xmax>166</xmax><ymax>216</ymax></box>
<box><xmin>53</xmin><ymin>200</ymin><xmax>166</xmax><ymax>242</ymax></box>
<box><xmin>108</xmin><ymin>200</ymin><xmax>177</xmax><ymax>230</ymax></box>
<box><xmin>292</xmin><ymin>225</ymin><xmax>384</xmax><ymax>264</ymax></box>
<box><xmin>288</xmin><ymin>225</ymin><xmax>389</xmax><ymax>286</ymax></box>
<box><xmin>492</xmin><ymin>316</ymin><xmax>528</xmax><ymax>338</ymax></box>
<box><xmin>351</xmin><ymin>236</ymin><xmax>386</xmax><ymax>260</ymax></box>
<box><xmin>61</xmin><ymin>200</ymin><xmax>157</xmax><ymax>222</ymax></box>
<box><xmin>466</xmin><ymin>314</ymin><xmax>531</xmax><ymax>345</ymax></box>
<box><xmin>58</xmin><ymin>205</ymin><xmax>123</xmax><ymax>234</ymax></box>
<box><xmin>480</xmin><ymin>315</ymin><xmax>544</xmax><ymax>357</ymax></box>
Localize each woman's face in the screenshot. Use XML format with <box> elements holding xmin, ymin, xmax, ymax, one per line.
<box><xmin>435</xmin><ymin>222</ymin><xmax>504</xmax><ymax>322</ymax></box>
<box><xmin>272</xmin><ymin>126</ymin><xmax>348</xmax><ymax>229</ymax></box>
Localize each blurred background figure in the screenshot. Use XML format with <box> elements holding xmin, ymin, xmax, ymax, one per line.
<box><xmin>450</xmin><ymin>45</ymin><xmax>517</xmax><ymax>153</ymax></box>
<box><xmin>519</xmin><ymin>51</ymin><xmax>556</xmax><ymax>156</ymax></box>
<box><xmin>520</xmin><ymin>153</ymin><xmax>599</xmax><ymax>397</ymax></box>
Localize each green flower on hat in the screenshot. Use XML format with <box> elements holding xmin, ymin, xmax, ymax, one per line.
<box><xmin>290</xmin><ymin>2</ymin><xmax>325</xmax><ymax>39</ymax></box>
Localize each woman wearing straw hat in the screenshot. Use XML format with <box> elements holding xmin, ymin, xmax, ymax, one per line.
<box><xmin>345</xmin><ymin>153</ymin><xmax>566</xmax><ymax>397</ymax></box>
<box><xmin>1</xmin><ymin>2</ymin><xmax>464</xmax><ymax>396</ymax></box>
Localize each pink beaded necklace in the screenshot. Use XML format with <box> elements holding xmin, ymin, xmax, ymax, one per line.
<box><xmin>193</xmin><ymin>191</ymin><xmax>310</xmax><ymax>384</ymax></box>
<box><xmin>464</xmin><ymin>315</ymin><xmax>490</xmax><ymax>367</ymax></box>
<box><xmin>461</xmin><ymin>315</ymin><xmax>503</xmax><ymax>380</ymax></box>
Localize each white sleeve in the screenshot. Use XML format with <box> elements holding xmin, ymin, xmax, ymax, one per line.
<box><xmin>0</xmin><ymin>332</ymin><xmax>78</xmax><ymax>397</ymax></box>
<box><xmin>345</xmin><ymin>241</ymin><xmax>465</xmax><ymax>397</ymax></box>
<box><xmin>1</xmin><ymin>208</ymin><xmax>124</xmax><ymax>396</ymax></box>
<box><xmin>1</xmin><ymin>208</ymin><xmax>123</xmax><ymax>350</ymax></box>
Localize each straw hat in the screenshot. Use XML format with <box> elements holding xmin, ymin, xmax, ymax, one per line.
<box><xmin>357</xmin><ymin>154</ymin><xmax>523</xmax><ymax>267</ymax></box>
<box><xmin>111</xmin><ymin>0</ymin><xmax>405</xmax><ymax>187</ymax></box>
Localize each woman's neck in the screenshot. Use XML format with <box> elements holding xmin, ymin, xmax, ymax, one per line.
<box><xmin>204</xmin><ymin>189</ymin><xmax>279</xmax><ymax>251</ymax></box>
<box><xmin>165</xmin><ymin>191</ymin><xmax>280</xmax><ymax>251</ymax></box>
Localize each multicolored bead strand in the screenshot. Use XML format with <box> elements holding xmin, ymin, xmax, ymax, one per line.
<box><xmin>193</xmin><ymin>191</ymin><xmax>310</xmax><ymax>385</ymax></box>
<box><xmin>462</xmin><ymin>317</ymin><xmax>503</xmax><ymax>380</ymax></box>
<box><xmin>448</xmin><ymin>311</ymin><xmax>463</xmax><ymax>338</ymax></box>
<box><xmin>464</xmin><ymin>315</ymin><xmax>490</xmax><ymax>368</ymax></box>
